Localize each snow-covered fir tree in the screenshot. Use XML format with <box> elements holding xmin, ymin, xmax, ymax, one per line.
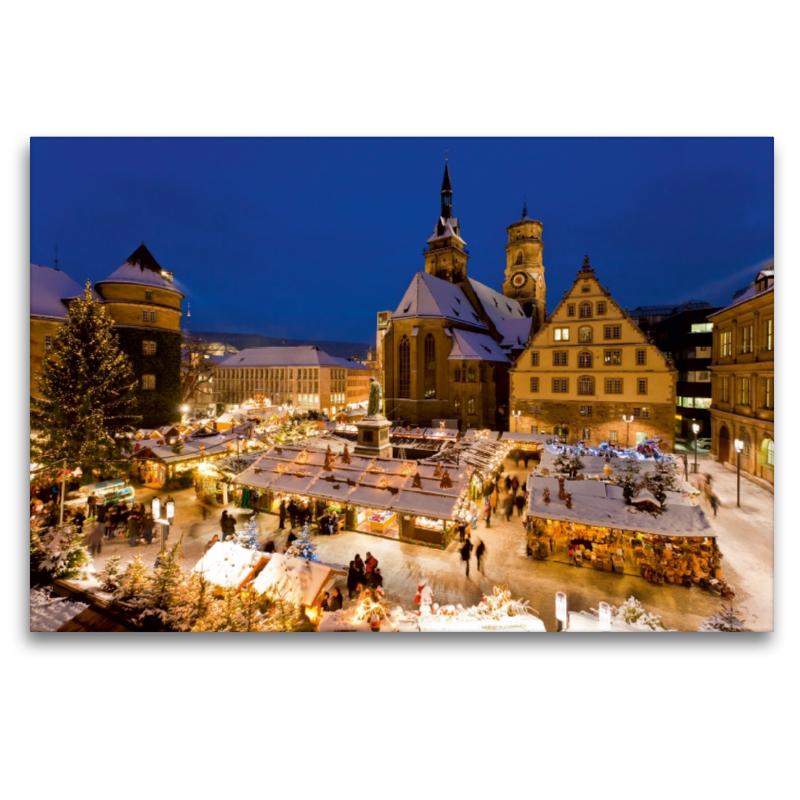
<box><xmin>553</xmin><ymin>451</ymin><xmax>584</xmax><ymax>479</ymax></box>
<box><xmin>605</xmin><ymin>597</ymin><xmax>666</xmax><ymax>630</ymax></box>
<box><xmin>698</xmin><ymin>604</ymin><xmax>751</xmax><ymax>632</ymax></box>
<box><xmin>116</xmin><ymin>552</ymin><xmax>149</xmax><ymax>602</ymax></box>
<box><xmin>230</xmin><ymin>514</ymin><xmax>259</xmax><ymax>550</ymax></box>
<box><xmin>30</xmin><ymin>527</ymin><xmax>46</xmax><ymax>571</ymax></box>
<box><xmin>137</xmin><ymin>543</ymin><xmax>185</xmax><ymax>629</ymax></box>
<box><xmin>40</xmin><ymin>526</ymin><xmax>91</xmax><ymax>580</ymax></box>
<box><xmin>622</xmin><ymin>461</ymin><xmax>641</xmax><ymax>504</ymax></box>
<box><xmin>30</xmin><ymin>282</ymin><xmax>140</xmax><ymax>469</ymax></box>
<box><xmin>285</xmin><ymin>523</ymin><xmax>319</xmax><ymax>562</ymax></box>
<box><xmin>98</xmin><ymin>553</ymin><xmax>123</xmax><ymax>593</ymax></box>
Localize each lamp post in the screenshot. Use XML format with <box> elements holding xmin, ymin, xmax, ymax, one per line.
<box><xmin>512</xmin><ymin>410</ymin><xmax>521</xmax><ymax>433</ymax></box>
<box><xmin>236</xmin><ymin>434</ymin><xmax>244</xmax><ymax>474</ymax></box>
<box><xmin>555</xmin><ymin>592</ymin><xmax>568</xmax><ymax>632</ymax></box>
<box><xmin>622</xmin><ymin>414</ymin><xmax>634</xmax><ymax>450</ymax></box>
<box><xmin>734</xmin><ymin>438</ymin><xmax>744</xmax><ymax>508</ymax></box>
<box><xmin>692</xmin><ymin>422</ymin><xmax>700</xmax><ymax>474</ymax></box>
<box><xmin>152</xmin><ymin>496</ymin><xmax>175</xmax><ymax>554</ymax></box>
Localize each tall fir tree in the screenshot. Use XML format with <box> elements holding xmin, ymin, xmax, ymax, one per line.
<box><xmin>285</xmin><ymin>523</ymin><xmax>319</xmax><ymax>562</ymax></box>
<box><xmin>30</xmin><ymin>282</ymin><xmax>140</xmax><ymax>469</ymax></box>
<box><xmin>98</xmin><ymin>553</ymin><xmax>124</xmax><ymax>593</ymax></box>
<box><xmin>138</xmin><ymin>542</ymin><xmax>185</xmax><ymax>629</ymax></box>
<box><xmin>116</xmin><ymin>551</ymin><xmax>149</xmax><ymax>602</ymax></box>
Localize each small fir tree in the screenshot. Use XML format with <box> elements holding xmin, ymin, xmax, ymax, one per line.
<box><xmin>230</xmin><ymin>515</ymin><xmax>260</xmax><ymax>550</ymax></box>
<box><xmin>285</xmin><ymin>523</ymin><xmax>319</xmax><ymax>562</ymax></box>
<box><xmin>138</xmin><ymin>542</ymin><xmax>185</xmax><ymax>628</ymax></box>
<box><xmin>698</xmin><ymin>603</ymin><xmax>751</xmax><ymax>632</ymax></box>
<box><xmin>98</xmin><ymin>553</ymin><xmax>124</xmax><ymax>593</ymax></box>
<box><xmin>553</xmin><ymin>452</ymin><xmax>584</xmax><ymax>479</ymax></box>
<box><xmin>30</xmin><ymin>282</ymin><xmax>141</xmax><ymax>470</ymax></box>
<box><xmin>116</xmin><ymin>551</ymin><xmax>149</xmax><ymax>602</ymax></box>
<box><xmin>30</xmin><ymin>527</ymin><xmax>46</xmax><ymax>572</ymax></box>
<box><xmin>622</xmin><ymin>461</ymin><xmax>641</xmax><ymax>504</ymax></box>
<box><xmin>40</xmin><ymin>526</ymin><xmax>92</xmax><ymax>580</ymax></box>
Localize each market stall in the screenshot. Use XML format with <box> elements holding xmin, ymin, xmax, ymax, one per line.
<box><xmin>524</xmin><ymin>475</ymin><xmax>724</xmax><ymax>590</ymax></box>
<box><xmin>251</xmin><ymin>553</ymin><xmax>334</xmax><ymax>616</ymax></box>
<box><xmin>193</xmin><ymin>541</ymin><xmax>268</xmax><ymax>592</ymax></box>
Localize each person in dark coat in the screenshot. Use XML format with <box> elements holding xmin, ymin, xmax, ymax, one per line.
<box><xmin>86</xmin><ymin>520</ymin><xmax>104</xmax><ymax>556</ymax></box>
<box><xmin>128</xmin><ymin>514</ymin><xmax>141</xmax><ymax>547</ymax></box>
<box><xmin>503</xmin><ymin>494</ymin><xmax>514</xmax><ymax>522</ymax></box>
<box><xmin>458</xmin><ymin>522</ymin><xmax>467</xmax><ymax>543</ymax></box>
<box><xmin>347</xmin><ymin>561</ymin><xmax>360</xmax><ymax>599</ymax></box>
<box><xmin>353</xmin><ymin>554</ymin><xmax>366</xmax><ymax>586</ymax></box>
<box><xmin>511</xmin><ymin>475</ymin><xmax>520</xmax><ymax>496</ymax></box>
<box><xmin>87</xmin><ymin>493</ymin><xmax>98</xmax><ymax>518</ymax></box>
<box><xmin>371</xmin><ymin>568</ymin><xmax>383</xmax><ymax>589</ymax></box>
<box><xmin>220</xmin><ymin>510</ymin><xmax>229</xmax><ymax>537</ymax></box>
<box><xmin>515</xmin><ymin>492</ymin><xmax>526</xmax><ymax>517</ymax></box>
<box><xmin>204</xmin><ymin>534</ymin><xmax>220</xmax><ymax>554</ymax></box>
<box><xmin>476</xmin><ymin>540</ymin><xmax>486</xmax><ymax>573</ymax></box>
<box><xmin>224</xmin><ymin>514</ymin><xmax>236</xmax><ymax>541</ymax></box>
<box><xmin>278</xmin><ymin>500</ymin><xmax>287</xmax><ymax>530</ymax></box>
<box><xmin>96</xmin><ymin>501</ymin><xmax>106</xmax><ymax>525</ymax></box>
<box><xmin>142</xmin><ymin>513</ymin><xmax>156</xmax><ymax>545</ymax></box>
<box><xmin>460</xmin><ymin>534</ymin><xmax>473</xmax><ymax>577</ymax></box>
<box><xmin>329</xmin><ymin>588</ymin><xmax>344</xmax><ymax>611</ymax></box>
<box><xmin>504</xmin><ymin>475</ymin><xmax>512</xmax><ymax>493</ymax></box>
<box><xmin>105</xmin><ymin>504</ymin><xmax>117</xmax><ymax>538</ymax></box>
<box><xmin>287</xmin><ymin>529</ymin><xmax>298</xmax><ymax>546</ymax></box>
<box><xmin>483</xmin><ymin>500</ymin><xmax>492</xmax><ymax>528</ymax></box>
<box><xmin>263</xmin><ymin>539</ymin><xmax>276</xmax><ymax>553</ymax></box>
<box><xmin>288</xmin><ymin>500</ymin><xmax>297</xmax><ymax>528</ymax></box>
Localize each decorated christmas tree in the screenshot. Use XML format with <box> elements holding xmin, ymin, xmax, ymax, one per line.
<box><xmin>231</xmin><ymin>514</ymin><xmax>260</xmax><ymax>551</ymax></box>
<box><xmin>30</xmin><ymin>282</ymin><xmax>140</xmax><ymax>469</ymax></box>
<box><xmin>285</xmin><ymin>523</ymin><xmax>319</xmax><ymax>562</ymax></box>
<box><xmin>98</xmin><ymin>553</ymin><xmax>124</xmax><ymax>593</ymax></box>
<box><xmin>116</xmin><ymin>551</ymin><xmax>149</xmax><ymax>602</ymax></box>
<box><xmin>553</xmin><ymin>451</ymin><xmax>585</xmax><ymax>479</ymax></box>
<box><xmin>137</xmin><ymin>542</ymin><xmax>185</xmax><ymax>628</ymax></box>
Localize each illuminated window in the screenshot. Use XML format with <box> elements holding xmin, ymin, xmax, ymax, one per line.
<box><xmin>604</xmin><ymin>349</ymin><xmax>622</xmax><ymax>366</ymax></box>
<box><xmin>454</xmin><ymin>395</ymin><xmax>461</xmax><ymax>411</ymax></box>
<box><xmin>690</xmin><ymin>323</ymin><xmax>713</xmax><ymax>333</ymax></box>
<box><xmin>579</xmin><ymin>326</ymin><xmax>593</xmax><ymax>343</ymax></box>
<box><xmin>142</xmin><ymin>374</ymin><xmax>156</xmax><ymax>390</ymax></box>
<box><xmin>739</xmin><ymin>377</ymin><xmax>751</xmax><ymax>405</ymax></box>
<box><xmin>765</xmin><ymin>319</ymin><xmax>773</xmax><ymax>351</ymax></box>
<box><xmin>142</xmin><ymin>340</ymin><xmax>157</xmax><ymax>355</ymax></box>
<box><xmin>740</xmin><ymin>324</ymin><xmax>753</xmax><ymax>354</ymax></box>
<box><xmin>761</xmin><ymin>438</ymin><xmax>774</xmax><ymax>468</ymax></box>
<box><xmin>467</xmin><ymin>396</ymin><xmax>476</xmax><ymax>413</ymax></box>
<box><xmin>721</xmin><ymin>330</ymin><xmax>732</xmax><ymax>357</ymax></box>
<box><xmin>764</xmin><ymin>377</ymin><xmax>773</xmax><ymax>409</ymax></box>
<box><xmin>609</xmin><ymin>430</ymin><xmax>619</xmax><ymax>441</ymax></box>
<box><xmin>553</xmin><ymin>327</ymin><xmax>569</xmax><ymax>342</ymax></box>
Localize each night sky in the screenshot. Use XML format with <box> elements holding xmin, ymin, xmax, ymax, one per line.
<box><xmin>30</xmin><ymin>137</ymin><xmax>773</xmax><ymax>345</ymax></box>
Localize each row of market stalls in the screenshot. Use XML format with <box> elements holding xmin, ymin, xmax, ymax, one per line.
<box><xmin>234</xmin><ymin>443</ymin><xmax>478</xmax><ymax>547</ymax></box>
<box><xmin>524</xmin><ymin>474</ymin><xmax>723</xmax><ymax>589</ymax></box>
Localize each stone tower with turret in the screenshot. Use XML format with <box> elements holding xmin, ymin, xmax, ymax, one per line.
<box><xmin>501</xmin><ymin>201</ymin><xmax>547</xmax><ymax>329</ymax></box>
<box><xmin>423</xmin><ymin>163</ymin><xmax>469</xmax><ymax>283</ymax></box>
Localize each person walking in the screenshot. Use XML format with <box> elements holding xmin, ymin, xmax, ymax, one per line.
<box><xmin>511</xmin><ymin>475</ymin><xmax>520</xmax><ymax>496</ymax></box>
<box><xmin>278</xmin><ymin>500</ymin><xmax>287</xmax><ymax>530</ymax></box>
<box><xmin>142</xmin><ymin>512</ymin><xmax>156</xmax><ymax>545</ymax></box>
<box><xmin>470</xmin><ymin>500</ymin><xmax>478</xmax><ymax>530</ymax></box>
<box><xmin>219</xmin><ymin>510</ymin><xmax>229</xmax><ymax>538</ymax></box>
<box><xmin>460</xmin><ymin>533</ymin><xmax>473</xmax><ymax>577</ymax></box>
<box><xmin>87</xmin><ymin>492</ymin><xmax>98</xmax><ymax>519</ymax></box>
<box><xmin>504</xmin><ymin>474</ymin><xmax>512</xmax><ymax>494</ymax></box>
<box><xmin>288</xmin><ymin>499</ymin><xmax>297</xmax><ymax>528</ymax></box>
<box><xmin>354</xmin><ymin>554</ymin><xmax>366</xmax><ymax>587</ymax></box>
<box><xmin>475</xmin><ymin>539</ymin><xmax>486</xmax><ymax>573</ymax></box>
<box><xmin>503</xmin><ymin>493</ymin><xmax>514</xmax><ymax>522</ymax></box>
<box><xmin>365</xmin><ymin>552</ymin><xmax>378</xmax><ymax>585</ymax></box>
<box><xmin>491</xmin><ymin>485</ymin><xmax>498</xmax><ymax>513</ymax></box>
<box><xmin>104</xmin><ymin>504</ymin><xmax>116</xmax><ymax>538</ymax></box>
<box><xmin>329</xmin><ymin>587</ymin><xmax>343</xmax><ymax>611</ymax></box>
<box><xmin>483</xmin><ymin>499</ymin><xmax>492</xmax><ymax>528</ymax></box>
<box><xmin>86</xmin><ymin>519</ymin><xmax>104</xmax><ymax>556</ymax></box>
<box><xmin>515</xmin><ymin>492</ymin><xmax>526</xmax><ymax>518</ymax></box>
<box><xmin>224</xmin><ymin>514</ymin><xmax>236</xmax><ymax>541</ymax></box>
<box><xmin>458</xmin><ymin>521</ymin><xmax>467</xmax><ymax>543</ymax></box>
<box><xmin>128</xmin><ymin>512</ymin><xmax>141</xmax><ymax>547</ymax></box>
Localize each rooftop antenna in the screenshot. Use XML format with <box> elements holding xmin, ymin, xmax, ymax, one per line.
<box><xmin>54</xmin><ymin>245</ymin><xmax>59</xmax><ymax>271</ymax></box>
<box><xmin>186</xmin><ymin>302</ymin><xmax>191</xmax><ymax>335</ymax></box>
<box><xmin>444</xmin><ymin>147</ymin><xmax>449</xmax><ymax>161</ymax></box>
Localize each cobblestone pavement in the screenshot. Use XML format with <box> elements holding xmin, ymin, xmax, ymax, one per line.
<box><xmin>88</xmin><ymin>453</ymin><xmax>772</xmax><ymax>632</ymax></box>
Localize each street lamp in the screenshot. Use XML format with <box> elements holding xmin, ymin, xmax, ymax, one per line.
<box><xmin>692</xmin><ymin>422</ymin><xmax>700</xmax><ymax>474</ymax></box>
<box><xmin>734</xmin><ymin>438</ymin><xmax>744</xmax><ymax>508</ymax></box>
<box><xmin>155</xmin><ymin>496</ymin><xmax>176</xmax><ymax>554</ymax></box>
<box><xmin>555</xmin><ymin>592</ymin><xmax>568</xmax><ymax>632</ymax></box>
<box><xmin>622</xmin><ymin>414</ymin><xmax>634</xmax><ymax>450</ymax></box>
<box><xmin>512</xmin><ymin>410</ymin><xmax>521</xmax><ymax>433</ymax></box>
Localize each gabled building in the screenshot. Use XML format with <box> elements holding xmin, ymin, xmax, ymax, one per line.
<box><xmin>708</xmin><ymin>263</ymin><xmax>774</xmax><ymax>486</ymax></box>
<box><xmin>509</xmin><ymin>257</ymin><xmax>677</xmax><ymax>450</ymax></box>
<box><xmin>381</xmin><ymin>165</ymin><xmax>540</xmax><ymax>431</ymax></box>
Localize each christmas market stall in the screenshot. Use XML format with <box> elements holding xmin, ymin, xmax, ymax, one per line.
<box><xmin>525</xmin><ymin>475</ymin><xmax>727</xmax><ymax>592</ymax></box>
<box><xmin>499</xmin><ymin>431</ymin><xmax>548</xmax><ymax>469</ymax></box>
<box><xmin>193</xmin><ymin>541</ymin><xmax>269</xmax><ymax>593</ymax></box>
<box><xmin>251</xmin><ymin>553</ymin><xmax>335</xmax><ymax>621</ymax></box>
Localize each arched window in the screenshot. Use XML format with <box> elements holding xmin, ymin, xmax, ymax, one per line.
<box><xmin>467</xmin><ymin>366</ymin><xmax>476</xmax><ymax>382</ymax></box>
<box><xmin>398</xmin><ymin>335</ymin><xmax>410</xmax><ymax>398</ymax></box>
<box><xmin>516</xmin><ymin>251</ymin><xmax>523</xmax><ymax>265</ymax></box>
<box><xmin>454</xmin><ymin>366</ymin><xmax>461</xmax><ymax>383</ymax></box>
<box><xmin>578</xmin><ymin>376</ymin><xmax>594</xmax><ymax>395</ymax></box>
<box><xmin>579</xmin><ymin>326</ymin><xmax>593</xmax><ymax>343</ymax></box>
<box><xmin>467</xmin><ymin>396</ymin><xmax>476</xmax><ymax>413</ymax></box>
<box><xmin>578</xmin><ymin>351</ymin><xmax>593</xmax><ymax>368</ymax></box>
<box><xmin>454</xmin><ymin>394</ymin><xmax>461</xmax><ymax>412</ymax></box>
<box><xmin>761</xmin><ymin>437</ymin><xmax>774</xmax><ymax>468</ymax></box>
<box><xmin>580</xmin><ymin>302</ymin><xmax>592</xmax><ymax>318</ymax></box>
<box><xmin>424</xmin><ymin>334</ymin><xmax>436</xmax><ymax>398</ymax></box>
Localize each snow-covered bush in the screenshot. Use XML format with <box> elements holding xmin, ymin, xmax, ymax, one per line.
<box><xmin>590</xmin><ymin>596</ymin><xmax>666</xmax><ymax>630</ymax></box>
<box><xmin>286</xmin><ymin>523</ymin><xmax>319</xmax><ymax>562</ymax></box>
<box><xmin>698</xmin><ymin>604</ymin><xmax>751</xmax><ymax>632</ymax></box>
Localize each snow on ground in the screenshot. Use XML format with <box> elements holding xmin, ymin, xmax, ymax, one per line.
<box><xmin>30</xmin><ymin>587</ymin><xmax>88</xmax><ymax>632</ymax></box>
<box><xmin>79</xmin><ymin>453</ymin><xmax>772</xmax><ymax>632</ymax></box>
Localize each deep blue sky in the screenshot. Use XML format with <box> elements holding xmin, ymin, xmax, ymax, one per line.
<box><xmin>31</xmin><ymin>137</ymin><xmax>773</xmax><ymax>345</ymax></box>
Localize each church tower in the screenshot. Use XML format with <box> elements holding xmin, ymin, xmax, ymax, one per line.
<box><xmin>423</xmin><ymin>163</ymin><xmax>469</xmax><ymax>283</ymax></box>
<box><xmin>501</xmin><ymin>201</ymin><xmax>547</xmax><ymax>328</ymax></box>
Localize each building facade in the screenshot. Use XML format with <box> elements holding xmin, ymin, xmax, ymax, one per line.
<box><xmin>382</xmin><ymin>165</ymin><xmax>538</xmax><ymax>430</ymax></box>
<box><xmin>651</xmin><ymin>306</ymin><xmax>721</xmax><ymax>438</ymax></box>
<box><xmin>708</xmin><ymin>265</ymin><xmax>774</xmax><ymax>486</ymax></box>
<box><xmin>510</xmin><ymin>257</ymin><xmax>677</xmax><ymax>450</ymax></box>
<box><xmin>94</xmin><ymin>244</ymin><xmax>185</xmax><ymax>427</ymax></box>
<box><xmin>212</xmin><ymin>346</ymin><xmax>373</xmax><ymax>415</ymax></box>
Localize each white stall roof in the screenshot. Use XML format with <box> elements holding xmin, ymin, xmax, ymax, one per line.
<box><xmin>193</xmin><ymin>542</ymin><xmax>261</xmax><ymax>588</ymax></box>
<box><xmin>252</xmin><ymin>554</ymin><xmax>332</xmax><ymax>607</ymax></box>
<box><xmin>389</xmin><ymin>492</ymin><xmax>464</xmax><ymax>520</ymax></box>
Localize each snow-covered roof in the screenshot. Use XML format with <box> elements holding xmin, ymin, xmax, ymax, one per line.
<box><xmin>427</xmin><ymin>216</ymin><xmax>464</xmax><ymax>245</ymax></box>
<box><xmin>467</xmin><ymin>278</ymin><xmax>527</xmax><ymax>324</ymax></box>
<box><xmin>448</xmin><ymin>329</ymin><xmax>509</xmax><ymax>362</ymax></box>
<box><xmin>193</xmin><ymin>541</ymin><xmax>261</xmax><ymax>588</ymax></box>
<box><xmin>525</xmin><ymin>476</ymin><xmax>713</xmax><ymax>538</ymax></box>
<box><xmin>332</xmin><ymin>357</ymin><xmax>370</xmax><ymax>371</ymax></box>
<box><xmin>252</xmin><ymin>553</ymin><xmax>332</xmax><ymax>607</ymax></box>
<box><xmin>500</xmin><ymin>431</ymin><xmax>550</xmax><ymax>444</ymax></box>
<box><xmin>97</xmin><ymin>244</ymin><xmax>184</xmax><ymax>295</ymax></box>
<box><xmin>30</xmin><ymin>264</ymin><xmax>97</xmax><ymax>319</ymax></box>
<box><xmin>391</xmin><ymin>272</ymin><xmax>488</xmax><ymax>329</ymax></box>
<box><xmin>217</xmin><ymin>346</ymin><xmax>344</xmax><ymax>369</ymax></box>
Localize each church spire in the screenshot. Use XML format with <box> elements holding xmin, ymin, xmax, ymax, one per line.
<box><xmin>522</xmin><ymin>196</ymin><xmax>528</xmax><ymax>219</ymax></box>
<box><xmin>441</xmin><ymin>162</ymin><xmax>453</xmax><ymax>219</ymax></box>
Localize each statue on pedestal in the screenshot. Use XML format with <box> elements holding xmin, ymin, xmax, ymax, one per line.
<box><xmin>367</xmin><ymin>377</ymin><xmax>383</xmax><ymax>418</ymax></box>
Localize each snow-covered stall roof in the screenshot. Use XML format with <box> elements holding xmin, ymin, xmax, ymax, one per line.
<box><xmin>500</xmin><ymin>431</ymin><xmax>550</xmax><ymax>444</ymax></box>
<box><xmin>389</xmin><ymin>491</ymin><xmax>464</xmax><ymax>520</ymax></box>
<box><xmin>305</xmin><ymin>472</ymin><xmax>360</xmax><ymax>503</ymax></box>
<box><xmin>30</xmin><ymin>264</ymin><xmax>99</xmax><ymax>319</ymax></box>
<box><xmin>525</xmin><ymin>476</ymin><xmax>713</xmax><ymax>538</ymax></box>
<box><xmin>193</xmin><ymin>542</ymin><xmax>262</xmax><ymax>588</ymax></box>
<box><xmin>462</xmin><ymin>429</ymin><xmax>500</xmax><ymax>441</ymax></box>
<box><xmin>347</xmin><ymin>485</ymin><xmax>396</xmax><ymax>510</ymax></box>
<box><xmin>448</xmin><ymin>329</ymin><xmax>510</xmax><ymax>362</ymax></box>
<box><xmin>391</xmin><ymin>272</ymin><xmax>488</xmax><ymax>329</ymax></box>
<box><xmin>251</xmin><ymin>554</ymin><xmax>332</xmax><ymax>608</ymax></box>
<box><xmin>536</xmin><ymin>449</ymin><xmax>679</xmax><ymax>479</ymax></box>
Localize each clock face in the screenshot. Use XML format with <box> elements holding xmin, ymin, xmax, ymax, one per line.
<box><xmin>511</xmin><ymin>272</ymin><xmax>527</xmax><ymax>288</ymax></box>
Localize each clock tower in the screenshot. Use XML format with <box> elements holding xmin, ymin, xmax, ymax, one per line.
<box><xmin>501</xmin><ymin>200</ymin><xmax>546</xmax><ymax>328</ymax></box>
